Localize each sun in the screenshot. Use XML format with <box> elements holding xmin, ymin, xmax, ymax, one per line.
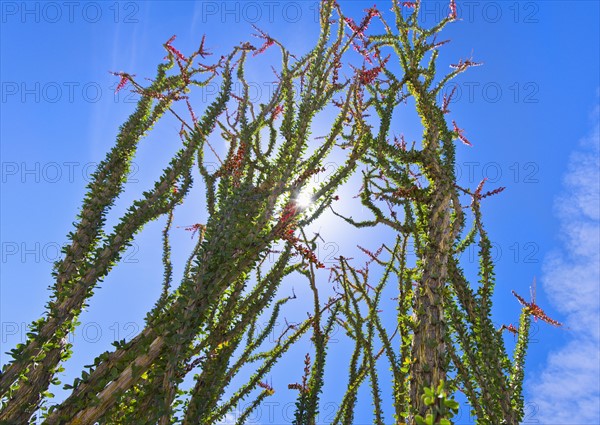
<box><xmin>295</xmin><ymin>190</ymin><xmax>313</xmax><ymax>209</ymax></box>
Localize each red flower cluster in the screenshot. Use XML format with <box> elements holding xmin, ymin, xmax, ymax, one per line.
<box><xmin>332</xmin><ymin>50</ymin><xmax>343</xmax><ymax>85</ymax></box>
<box><xmin>165</xmin><ymin>35</ymin><xmax>187</xmax><ymax>63</ymax></box>
<box><xmin>442</xmin><ymin>86</ymin><xmax>457</xmax><ymax>114</ymax></box>
<box><xmin>344</xmin><ymin>17</ymin><xmax>361</xmax><ymax>36</ymax></box>
<box><xmin>291</xmin><ymin>167</ymin><xmax>326</xmax><ymax>189</ymax></box>
<box><xmin>473</xmin><ymin>178</ymin><xmax>506</xmax><ymax>200</ymax></box>
<box><xmin>116</xmin><ymin>77</ymin><xmax>128</xmax><ymax>93</ymax></box>
<box><xmin>345</xmin><ymin>5</ymin><xmax>379</xmax><ymax>39</ymax></box>
<box><xmin>254</xmin><ymin>37</ymin><xmax>274</xmax><ymax>56</ymax></box>
<box><xmin>257</xmin><ymin>381</ymin><xmax>275</xmax><ymax>395</ymax></box>
<box><xmin>449</xmin><ymin>0</ymin><xmax>457</xmax><ymax>20</ymax></box>
<box><xmin>359</xmin><ymin>65</ymin><xmax>382</xmax><ymax>85</ymax></box>
<box><xmin>287</xmin><ymin>382</ymin><xmax>304</xmax><ymax>391</ymax></box>
<box><xmin>450</xmin><ymin>57</ymin><xmax>482</xmax><ymax>72</ymax></box>
<box><xmin>357</xmin><ymin>54</ymin><xmax>390</xmax><ymax>85</ymax></box>
<box><xmin>452</xmin><ymin>120</ymin><xmax>472</xmax><ymax>146</ymax></box>
<box><xmin>365</xmin><ymin>5</ymin><xmax>380</xmax><ymax>18</ymax></box>
<box><xmin>110</xmin><ymin>72</ymin><xmax>130</xmax><ymax>94</ymax></box>
<box><xmin>278</xmin><ymin>202</ymin><xmax>298</xmax><ymax>232</ymax></box>
<box><xmin>288</xmin><ymin>353</ymin><xmax>311</xmax><ymax>393</ymax></box>
<box><xmin>431</xmin><ymin>38</ymin><xmax>451</xmax><ymax>50</ymax></box>
<box><xmin>352</xmin><ymin>41</ymin><xmax>373</xmax><ymax>64</ymax></box>
<box><xmin>230</xmin><ymin>142</ymin><xmax>247</xmax><ymax>187</ymax></box>
<box><xmin>197</xmin><ymin>34</ymin><xmax>211</xmax><ymax>59</ymax></box>
<box><xmin>500</xmin><ymin>323</ymin><xmax>518</xmax><ymax>335</ymax></box>
<box><xmin>271</xmin><ymin>104</ymin><xmax>284</xmax><ymax>120</ymax></box>
<box><xmin>401</xmin><ymin>1</ymin><xmax>417</xmax><ymax>8</ymax></box>
<box><xmin>286</xmin><ymin>232</ymin><xmax>326</xmax><ymax>269</ymax></box>
<box><xmin>252</xmin><ymin>26</ymin><xmax>275</xmax><ymax>56</ymax></box>
<box><xmin>394</xmin><ymin>134</ymin><xmax>407</xmax><ymax>150</ymax></box>
<box><xmin>215</xmin><ymin>141</ymin><xmax>247</xmax><ymax>187</ymax></box>
<box><xmin>512</xmin><ymin>290</ymin><xmax>563</xmax><ymax>327</ymax></box>
<box><xmin>180</xmin><ymin>223</ymin><xmax>206</xmax><ymax>239</ymax></box>
<box><xmin>277</xmin><ymin>204</ymin><xmax>324</xmax><ymax>269</ymax></box>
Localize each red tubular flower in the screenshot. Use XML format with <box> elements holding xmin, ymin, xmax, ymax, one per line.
<box><xmin>292</xmin><ymin>166</ymin><xmax>326</xmax><ymax>188</ymax></box>
<box><xmin>500</xmin><ymin>324</ymin><xmax>518</xmax><ymax>335</ymax></box>
<box><xmin>227</xmin><ymin>141</ymin><xmax>247</xmax><ymax>187</ymax></box>
<box><xmin>180</xmin><ymin>223</ymin><xmax>206</xmax><ymax>239</ymax></box>
<box><xmin>271</xmin><ymin>104</ymin><xmax>284</xmax><ymax>120</ymax></box>
<box><xmin>257</xmin><ymin>381</ymin><xmax>275</xmax><ymax>395</ymax></box>
<box><xmin>479</xmin><ymin>186</ymin><xmax>506</xmax><ymax>199</ymax></box>
<box><xmin>472</xmin><ymin>177</ymin><xmax>506</xmax><ymax>201</ymax></box>
<box><xmin>449</xmin><ymin>0</ymin><xmax>457</xmax><ymax>19</ymax></box>
<box><xmin>359</xmin><ymin>68</ymin><xmax>379</xmax><ymax>85</ymax></box>
<box><xmin>252</xmin><ymin>26</ymin><xmax>275</xmax><ymax>56</ymax></box>
<box><xmin>474</xmin><ymin>177</ymin><xmax>487</xmax><ymax>198</ymax></box>
<box><xmin>432</xmin><ymin>39</ymin><xmax>451</xmax><ymax>50</ymax></box>
<box><xmin>450</xmin><ymin>57</ymin><xmax>483</xmax><ymax>71</ymax></box>
<box><xmin>164</xmin><ymin>35</ymin><xmax>187</xmax><ymax>62</ymax></box>
<box><xmin>110</xmin><ymin>72</ymin><xmax>132</xmax><ymax>94</ymax></box>
<box><xmin>198</xmin><ymin>34</ymin><xmax>211</xmax><ymax>58</ymax></box>
<box><xmin>365</xmin><ymin>4</ymin><xmax>380</xmax><ymax>18</ymax></box>
<box><xmin>357</xmin><ymin>54</ymin><xmax>390</xmax><ymax>85</ymax></box>
<box><xmin>512</xmin><ymin>287</ymin><xmax>563</xmax><ymax>327</ymax></box>
<box><xmin>344</xmin><ymin>17</ymin><xmax>359</xmax><ymax>34</ymax></box>
<box><xmin>345</xmin><ymin>5</ymin><xmax>379</xmax><ymax>39</ymax></box>
<box><xmin>442</xmin><ymin>86</ymin><xmax>457</xmax><ymax>114</ymax></box>
<box><xmin>276</xmin><ymin>204</ymin><xmax>325</xmax><ymax>269</ymax></box>
<box><xmin>463</xmin><ymin>59</ymin><xmax>482</xmax><ymax>68</ymax></box>
<box><xmin>253</xmin><ymin>37</ymin><xmax>274</xmax><ymax>56</ymax></box>
<box><xmin>281</xmin><ymin>229</ymin><xmax>325</xmax><ymax>269</ymax></box>
<box><xmin>358</xmin><ymin>63</ymin><xmax>384</xmax><ymax>84</ymax></box>
<box><xmin>115</xmin><ymin>75</ymin><xmax>128</xmax><ymax>93</ymax></box>
<box><xmin>452</xmin><ymin>120</ymin><xmax>472</xmax><ymax>146</ymax></box>
<box><xmin>332</xmin><ymin>53</ymin><xmax>343</xmax><ymax>84</ymax></box>
<box><xmin>283</xmin><ymin>204</ymin><xmax>297</xmax><ymax>222</ymax></box>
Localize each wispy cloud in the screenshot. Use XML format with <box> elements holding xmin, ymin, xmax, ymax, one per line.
<box><xmin>529</xmin><ymin>101</ymin><xmax>600</xmax><ymax>424</ymax></box>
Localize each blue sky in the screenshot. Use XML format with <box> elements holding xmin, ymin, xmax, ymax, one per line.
<box><xmin>1</xmin><ymin>1</ymin><xmax>599</xmax><ymax>424</ymax></box>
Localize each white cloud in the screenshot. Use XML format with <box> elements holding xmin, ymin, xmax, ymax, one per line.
<box><xmin>218</xmin><ymin>413</ymin><xmax>238</xmax><ymax>425</ymax></box>
<box><xmin>529</xmin><ymin>103</ymin><xmax>600</xmax><ymax>424</ymax></box>
<box><xmin>217</xmin><ymin>411</ymin><xmax>261</xmax><ymax>425</ymax></box>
